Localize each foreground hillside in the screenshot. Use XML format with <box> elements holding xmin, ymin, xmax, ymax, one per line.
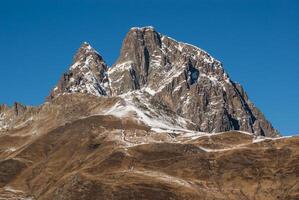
<box><xmin>0</xmin><ymin>94</ymin><xmax>298</xmax><ymax>200</ymax></box>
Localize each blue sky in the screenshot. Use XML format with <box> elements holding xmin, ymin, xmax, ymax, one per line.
<box><xmin>0</xmin><ymin>0</ymin><xmax>298</xmax><ymax>135</ymax></box>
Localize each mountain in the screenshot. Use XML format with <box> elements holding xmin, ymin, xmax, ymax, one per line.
<box><xmin>47</xmin><ymin>42</ymin><xmax>110</xmax><ymax>99</ymax></box>
<box><xmin>0</xmin><ymin>27</ymin><xmax>297</xmax><ymax>200</ymax></box>
<box><xmin>48</xmin><ymin>26</ymin><xmax>278</xmax><ymax>137</ymax></box>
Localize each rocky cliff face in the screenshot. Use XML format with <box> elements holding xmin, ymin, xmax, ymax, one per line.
<box><xmin>109</xmin><ymin>27</ymin><xmax>279</xmax><ymax>137</ymax></box>
<box><xmin>46</xmin><ymin>26</ymin><xmax>278</xmax><ymax>137</ymax></box>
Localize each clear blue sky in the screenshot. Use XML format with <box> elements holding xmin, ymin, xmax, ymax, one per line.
<box><xmin>0</xmin><ymin>0</ymin><xmax>298</xmax><ymax>135</ymax></box>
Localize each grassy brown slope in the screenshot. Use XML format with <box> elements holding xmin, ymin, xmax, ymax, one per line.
<box><xmin>0</xmin><ymin>95</ymin><xmax>298</xmax><ymax>199</ymax></box>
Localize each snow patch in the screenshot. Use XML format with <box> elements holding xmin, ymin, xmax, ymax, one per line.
<box><xmin>4</xmin><ymin>187</ymin><xmax>23</xmax><ymax>193</ymax></box>
<box><xmin>103</xmin><ymin>100</ymin><xmax>181</xmax><ymax>130</ymax></box>
<box><xmin>142</xmin><ymin>87</ymin><xmax>156</xmax><ymax>96</ymax></box>
<box><xmin>4</xmin><ymin>147</ymin><xmax>17</xmax><ymax>152</ymax></box>
<box><xmin>199</xmin><ymin>146</ymin><xmax>246</xmax><ymax>152</ymax></box>
<box><xmin>129</xmin><ymin>170</ymin><xmax>193</xmax><ymax>187</ymax></box>
<box><xmin>252</xmin><ymin>135</ymin><xmax>293</xmax><ymax>143</ymax></box>
<box><xmin>130</xmin><ymin>26</ymin><xmax>155</xmax><ymax>31</ymax></box>
<box><xmin>109</xmin><ymin>61</ymin><xmax>133</xmax><ymax>74</ymax></box>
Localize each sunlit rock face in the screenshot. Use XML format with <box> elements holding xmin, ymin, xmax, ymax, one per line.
<box><xmin>107</xmin><ymin>27</ymin><xmax>278</xmax><ymax>137</ymax></box>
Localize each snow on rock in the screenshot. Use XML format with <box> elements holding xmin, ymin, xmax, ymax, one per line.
<box><xmin>1</xmin><ymin>186</ymin><xmax>33</xmax><ymax>200</ymax></box>
<box><xmin>4</xmin><ymin>187</ymin><xmax>24</xmax><ymax>193</ymax></box>
<box><xmin>0</xmin><ymin>113</ymin><xmax>9</xmax><ymax>131</ymax></box>
<box><xmin>108</xmin><ymin>61</ymin><xmax>133</xmax><ymax>74</ymax></box>
<box><xmin>101</xmin><ymin>91</ymin><xmax>193</xmax><ymax>132</ymax></box>
<box><xmin>130</xmin><ymin>26</ymin><xmax>155</xmax><ymax>31</ymax></box>
<box><xmin>124</xmin><ymin>169</ymin><xmax>194</xmax><ymax>188</ymax></box>
<box><xmin>142</xmin><ymin>87</ymin><xmax>156</xmax><ymax>96</ymax></box>
<box><xmin>161</xmin><ymin>35</ymin><xmax>219</xmax><ymax>65</ymax></box>
<box><xmin>47</xmin><ymin>42</ymin><xmax>109</xmax><ymax>100</ymax></box>
<box><xmin>252</xmin><ymin>135</ymin><xmax>293</xmax><ymax>143</ymax></box>
<box><xmin>103</xmin><ymin>99</ymin><xmax>180</xmax><ymax>130</ymax></box>
<box><xmin>4</xmin><ymin>147</ymin><xmax>17</xmax><ymax>152</ymax></box>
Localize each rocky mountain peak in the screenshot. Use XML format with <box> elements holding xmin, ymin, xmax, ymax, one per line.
<box><xmin>46</xmin><ymin>26</ymin><xmax>279</xmax><ymax>137</ymax></box>
<box><xmin>73</xmin><ymin>42</ymin><xmax>103</xmax><ymax>62</ymax></box>
<box><xmin>109</xmin><ymin>26</ymin><xmax>226</xmax><ymax>95</ymax></box>
<box><xmin>120</xmin><ymin>26</ymin><xmax>162</xmax><ymax>60</ymax></box>
<box><xmin>47</xmin><ymin>42</ymin><xmax>110</xmax><ymax>100</ymax></box>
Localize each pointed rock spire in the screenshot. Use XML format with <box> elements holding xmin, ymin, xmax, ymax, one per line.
<box><xmin>47</xmin><ymin>42</ymin><xmax>110</xmax><ymax>100</ymax></box>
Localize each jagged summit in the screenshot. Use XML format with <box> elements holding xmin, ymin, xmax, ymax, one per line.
<box><xmin>109</xmin><ymin>26</ymin><xmax>224</xmax><ymax>94</ymax></box>
<box><xmin>45</xmin><ymin>26</ymin><xmax>279</xmax><ymax>137</ymax></box>
<box><xmin>82</xmin><ymin>41</ymin><xmax>91</xmax><ymax>45</ymax></box>
<box><xmin>130</xmin><ymin>26</ymin><xmax>155</xmax><ymax>31</ymax></box>
<box><xmin>74</xmin><ymin>42</ymin><xmax>101</xmax><ymax>59</ymax></box>
<box><xmin>47</xmin><ymin>42</ymin><xmax>110</xmax><ymax>100</ymax></box>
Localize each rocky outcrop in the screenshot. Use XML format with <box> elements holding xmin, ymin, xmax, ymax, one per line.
<box><xmin>0</xmin><ymin>102</ymin><xmax>37</xmax><ymax>132</ymax></box>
